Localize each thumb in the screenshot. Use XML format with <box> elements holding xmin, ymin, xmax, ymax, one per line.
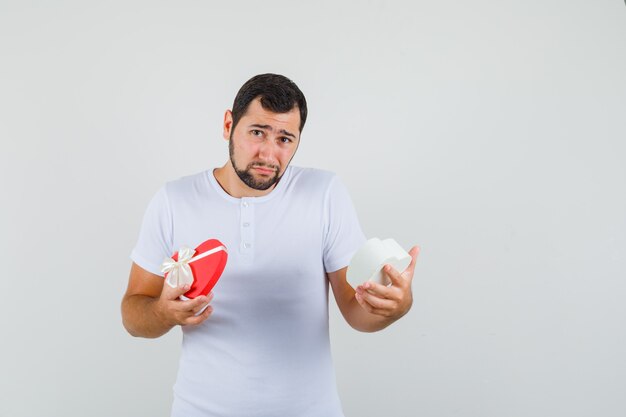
<box><xmin>162</xmin><ymin>281</ymin><xmax>191</xmax><ymax>301</ymax></box>
<box><xmin>404</xmin><ymin>246</ymin><xmax>420</xmax><ymax>276</ymax></box>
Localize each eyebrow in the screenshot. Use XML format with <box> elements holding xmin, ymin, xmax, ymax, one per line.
<box><xmin>249</xmin><ymin>124</ymin><xmax>296</xmax><ymax>139</ymax></box>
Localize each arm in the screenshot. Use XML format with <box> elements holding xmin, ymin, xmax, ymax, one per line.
<box><xmin>328</xmin><ymin>246</ymin><xmax>419</xmax><ymax>333</ymax></box>
<box><xmin>121</xmin><ymin>262</ymin><xmax>214</xmax><ymax>338</ymax></box>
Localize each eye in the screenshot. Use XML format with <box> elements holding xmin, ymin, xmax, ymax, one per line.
<box><xmin>279</xmin><ymin>137</ymin><xmax>292</xmax><ymax>144</ymax></box>
<box><xmin>251</xmin><ymin>129</ymin><xmax>263</xmax><ymax>137</ymax></box>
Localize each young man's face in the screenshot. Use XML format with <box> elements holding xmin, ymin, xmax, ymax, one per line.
<box><xmin>223</xmin><ymin>97</ymin><xmax>301</xmax><ymax>191</ymax></box>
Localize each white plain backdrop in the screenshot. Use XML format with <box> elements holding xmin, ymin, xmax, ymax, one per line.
<box><xmin>1</xmin><ymin>1</ymin><xmax>625</xmax><ymax>416</ymax></box>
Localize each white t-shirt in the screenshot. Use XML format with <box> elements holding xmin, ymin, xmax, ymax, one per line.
<box><xmin>131</xmin><ymin>165</ymin><xmax>366</xmax><ymax>417</ymax></box>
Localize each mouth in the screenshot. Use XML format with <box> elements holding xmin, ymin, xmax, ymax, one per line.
<box><xmin>252</xmin><ymin>165</ymin><xmax>277</xmax><ymax>175</ymax></box>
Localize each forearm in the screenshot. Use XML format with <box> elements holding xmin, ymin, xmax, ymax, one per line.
<box><xmin>121</xmin><ymin>294</ymin><xmax>174</xmax><ymax>338</ymax></box>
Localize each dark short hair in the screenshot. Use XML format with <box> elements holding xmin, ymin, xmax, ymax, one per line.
<box><xmin>231</xmin><ymin>73</ymin><xmax>308</xmax><ymax>133</ymax></box>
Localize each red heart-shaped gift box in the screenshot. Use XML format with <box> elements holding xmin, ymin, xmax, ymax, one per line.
<box><xmin>165</xmin><ymin>239</ymin><xmax>228</xmax><ymax>299</ymax></box>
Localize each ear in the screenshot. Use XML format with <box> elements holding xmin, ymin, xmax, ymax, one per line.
<box><xmin>223</xmin><ymin>110</ymin><xmax>233</xmax><ymax>141</ymax></box>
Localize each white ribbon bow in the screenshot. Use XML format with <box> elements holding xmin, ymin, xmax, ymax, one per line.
<box><xmin>161</xmin><ymin>247</ymin><xmax>196</xmax><ymax>288</ymax></box>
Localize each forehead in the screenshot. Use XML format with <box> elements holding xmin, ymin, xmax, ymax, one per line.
<box><xmin>239</xmin><ymin>98</ymin><xmax>300</xmax><ymax>134</ymax></box>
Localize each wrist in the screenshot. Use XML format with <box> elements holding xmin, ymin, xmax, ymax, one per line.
<box><xmin>152</xmin><ymin>298</ymin><xmax>176</xmax><ymax>329</ymax></box>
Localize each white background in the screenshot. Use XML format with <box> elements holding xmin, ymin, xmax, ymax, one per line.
<box><xmin>1</xmin><ymin>1</ymin><xmax>625</xmax><ymax>416</ymax></box>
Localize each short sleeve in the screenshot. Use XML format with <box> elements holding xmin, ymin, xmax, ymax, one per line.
<box><xmin>130</xmin><ymin>185</ymin><xmax>173</xmax><ymax>276</ymax></box>
<box><xmin>322</xmin><ymin>175</ymin><xmax>366</xmax><ymax>273</ymax></box>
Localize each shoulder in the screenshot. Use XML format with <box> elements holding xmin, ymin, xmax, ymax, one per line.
<box><xmin>282</xmin><ymin>167</ymin><xmax>355</xmax><ymax>211</ymax></box>
<box><xmin>161</xmin><ymin>170</ymin><xmax>209</xmax><ymax>200</ymax></box>
<box><xmin>286</xmin><ymin>166</ymin><xmax>338</xmax><ymax>192</ymax></box>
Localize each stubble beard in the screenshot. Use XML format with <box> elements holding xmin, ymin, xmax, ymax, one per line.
<box><xmin>229</xmin><ymin>137</ymin><xmax>281</xmax><ymax>191</ymax></box>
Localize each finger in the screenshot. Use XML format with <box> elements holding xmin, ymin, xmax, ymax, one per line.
<box><xmin>383</xmin><ymin>264</ymin><xmax>405</xmax><ymax>287</ymax></box>
<box><xmin>355</xmin><ymin>293</ymin><xmax>393</xmax><ymax>317</ymax></box>
<box><xmin>192</xmin><ymin>292</ymin><xmax>214</xmax><ymax>314</ymax></box>
<box><xmin>183</xmin><ymin>305</ymin><xmax>214</xmax><ymax>326</ymax></box>
<box><xmin>354</xmin><ymin>292</ymin><xmax>373</xmax><ymax>313</ymax></box>
<box><xmin>162</xmin><ymin>282</ymin><xmax>192</xmax><ymax>301</ymax></box>
<box><xmin>358</xmin><ymin>281</ymin><xmax>394</xmax><ymax>299</ymax></box>
<box><xmin>403</xmin><ymin>245</ymin><xmax>420</xmax><ymax>277</ymax></box>
<box><xmin>356</xmin><ymin>289</ymin><xmax>397</xmax><ymax>310</ymax></box>
<box><xmin>175</xmin><ymin>293</ymin><xmax>212</xmax><ymax>313</ymax></box>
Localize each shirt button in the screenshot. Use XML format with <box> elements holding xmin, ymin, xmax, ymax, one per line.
<box><xmin>244</xmin><ymin>242</ymin><xmax>251</xmax><ymax>248</ymax></box>
<box><xmin>242</xmin><ymin>202</ymin><xmax>249</xmax><ymax>208</ymax></box>
<box><xmin>243</xmin><ymin>222</ymin><xmax>250</xmax><ymax>227</ymax></box>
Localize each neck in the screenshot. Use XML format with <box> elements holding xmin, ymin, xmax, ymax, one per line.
<box><xmin>213</xmin><ymin>162</ymin><xmax>278</xmax><ymax>198</ymax></box>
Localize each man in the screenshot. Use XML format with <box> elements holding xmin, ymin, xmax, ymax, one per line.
<box><xmin>121</xmin><ymin>73</ymin><xmax>419</xmax><ymax>416</ymax></box>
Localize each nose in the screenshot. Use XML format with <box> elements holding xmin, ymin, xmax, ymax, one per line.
<box><xmin>257</xmin><ymin>138</ymin><xmax>278</xmax><ymax>165</ymax></box>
